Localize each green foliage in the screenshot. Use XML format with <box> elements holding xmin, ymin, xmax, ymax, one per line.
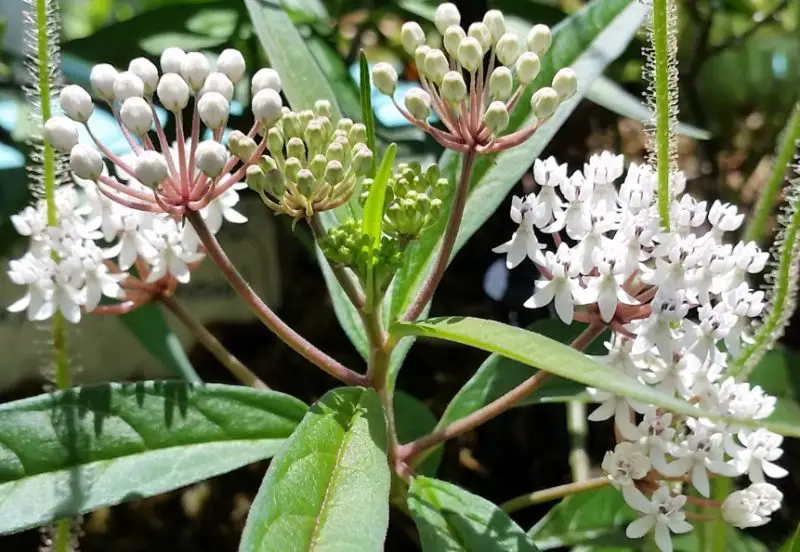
<box><xmin>359</xmin><ymin>50</ymin><xmax>377</xmax><ymax>177</ymax></box>
<box><xmin>239</xmin><ymin>387</ymin><xmax>390</xmax><ymax>552</ymax></box>
<box><xmin>0</xmin><ymin>382</ymin><xmax>306</xmax><ymax>535</ymax></box>
<box><xmin>393</xmin><ymin>391</ymin><xmax>442</xmax><ymax>477</ymax></box>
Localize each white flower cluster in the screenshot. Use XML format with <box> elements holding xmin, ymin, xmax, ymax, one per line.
<box><xmin>495</xmin><ymin>152</ymin><xmax>786</xmax><ymax>552</ymax></box>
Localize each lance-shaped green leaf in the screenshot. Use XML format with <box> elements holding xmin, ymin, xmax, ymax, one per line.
<box><xmin>408</xmin><ymin>476</ymin><xmax>540</xmax><ymax>551</ymax></box>
<box><xmin>391</xmin><ymin>317</ymin><xmax>800</xmax><ymax>437</ymax></box>
<box><xmin>239</xmin><ymin>387</ymin><xmax>390</xmax><ymax>552</ymax></box>
<box><xmin>359</xmin><ymin>50</ymin><xmax>378</xmax><ymax>177</ymax></box>
<box><xmin>387</xmin><ymin>0</ymin><xmax>645</xmax><ymax>320</ymax></box>
<box><xmin>0</xmin><ymin>381</ymin><xmax>306</xmax><ymax>535</ymax></box>
<box><xmin>362</xmin><ymin>144</ymin><xmax>397</xmax><ymax>252</ymax></box>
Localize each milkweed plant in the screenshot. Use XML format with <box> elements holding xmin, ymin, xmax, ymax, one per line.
<box><xmin>3</xmin><ymin>0</ymin><xmax>799</xmax><ymax>551</ymax></box>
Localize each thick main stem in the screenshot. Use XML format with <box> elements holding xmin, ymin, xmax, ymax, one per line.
<box><xmin>402</xmin><ymin>149</ymin><xmax>477</xmax><ymax>321</ymax></box>
<box><xmin>500</xmin><ymin>477</ymin><xmax>609</xmax><ymax>513</ymax></box>
<box><xmin>160</xmin><ymin>294</ymin><xmax>268</xmax><ymax>389</ymax></box>
<box><xmin>186</xmin><ymin>211</ymin><xmax>367</xmax><ymax>387</ymax></box>
<box><xmin>653</xmin><ymin>0</ymin><xmax>672</xmax><ymax>230</ymax></box>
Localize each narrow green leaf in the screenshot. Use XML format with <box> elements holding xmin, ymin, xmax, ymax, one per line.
<box><xmin>239</xmin><ymin>387</ymin><xmax>390</xmax><ymax>552</ymax></box>
<box><xmin>119</xmin><ymin>303</ymin><xmax>202</xmax><ymax>383</ymax></box>
<box><xmin>362</xmin><ymin>143</ymin><xmax>397</xmax><ymax>252</ymax></box>
<box><xmin>780</xmin><ymin>523</ymin><xmax>800</xmax><ymax>552</ymax></box>
<box><xmin>394</xmin><ymin>391</ymin><xmax>442</xmax><ymax>476</ymax></box>
<box><xmin>408</xmin><ymin>476</ymin><xmax>540</xmax><ymax>551</ymax></box>
<box><xmin>391</xmin><ymin>317</ymin><xmax>800</xmax><ymax>437</ymax></box>
<box><xmin>244</xmin><ymin>0</ymin><xmax>341</xmax><ymax>120</ymax></box>
<box><xmin>359</xmin><ymin>50</ymin><xmax>378</xmax><ymax>177</ymax></box>
<box><xmin>0</xmin><ymin>381</ymin><xmax>306</xmax><ymax>535</ymax></box>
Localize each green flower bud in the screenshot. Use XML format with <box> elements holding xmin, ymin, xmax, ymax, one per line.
<box><xmin>310</xmin><ymin>154</ymin><xmax>327</xmax><ymax>180</ymax></box>
<box><xmin>435</xmin><ymin>2</ymin><xmax>460</xmax><ymax>35</ymax></box>
<box><xmin>286</xmin><ymin>137</ymin><xmax>306</xmax><ymax>163</ymax></box>
<box><xmin>373</xmin><ymin>62</ymin><xmax>398</xmax><ymax>95</ymax></box>
<box><xmin>415</xmin><ymin>192</ymin><xmax>431</xmax><ymax>214</ymax></box>
<box><xmin>484</xmin><ymin>101</ymin><xmax>509</xmax><ymax>134</ymax></box>
<box><xmin>515</xmin><ymin>52</ymin><xmax>541</xmax><ymax>85</ymax></box>
<box><xmin>458</xmin><ymin>37</ymin><xmax>483</xmax><ymax>73</ymax></box>
<box><xmin>404</xmin><ymin>88</ymin><xmax>432</xmax><ymax>121</ymax></box>
<box><xmin>482</xmin><ymin>9</ymin><xmax>506</xmax><ymax>44</ymax></box>
<box><xmin>552</xmin><ymin>67</ymin><xmax>578</xmax><ymax>101</ymax></box>
<box><xmin>326</xmin><ymin>141</ymin><xmax>345</xmax><ymax>163</ymax></box>
<box><xmin>440</xmin><ymin>71</ymin><xmax>467</xmax><ymax>103</ymax></box>
<box><xmin>259</xmin><ymin>156</ymin><xmax>285</xmax><ymax>196</ymax></box>
<box><xmin>489</xmin><ymin>67</ymin><xmax>513</xmax><ymax>100</ymax></box>
<box><xmin>531</xmin><ymin>86</ymin><xmax>560</xmax><ymax>119</ymax></box>
<box><xmin>337</xmin><ymin>118</ymin><xmax>354</xmax><ymax>133</ymax></box>
<box><xmin>495</xmin><ymin>32</ymin><xmax>521</xmax><ymax>67</ymax></box>
<box><xmin>304</xmin><ymin>122</ymin><xmax>327</xmax><ymax>154</ymax></box>
<box><xmin>245</xmin><ymin>165</ymin><xmax>266</xmax><ymax>193</ymax></box>
<box><xmin>298</xmin><ymin>110</ymin><xmax>314</xmax><ymax>134</ymax></box>
<box><xmin>284</xmin><ymin>156</ymin><xmax>302</xmax><ymax>182</ymax></box>
<box><xmin>414</xmin><ymin>45</ymin><xmax>431</xmax><ymax>74</ymax></box>
<box><xmin>527</xmin><ymin>24</ymin><xmax>551</xmax><ymax>56</ymax></box>
<box><xmin>352</xmin><ymin>145</ymin><xmax>373</xmax><ymax>175</ymax></box>
<box><xmin>282</xmin><ymin>111</ymin><xmax>302</xmax><ymax>138</ymax></box>
<box><xmin>430</xmin><ymin>197</ymin><xmax>442</xmax><ymax>217</ymax></box>
<box><xmin>443</xmin><ymin>25</ymin><xmax>466</xmax><ymax>57</ymax></box>
<box><xmin>267</xmin><ymin>126</ymin><xmax>284</xmax><ymax>157</ymax></box>
<box><xmin>423</xmin><ymin>164</ymin><xmax>440</xmax><ymax>185</ymax></box>
<box><xmin>314</xmin><ymin>99</ymin><xmax>332</xmax><ymax>119</ymax></box>
<box><xmin>349</xmin><ymin>123</ymin><xmax>367</xmax><ymax>145</ymax></box>
<box><xmin>325</xmin><ymin>160</ymin><xmax>345</xmax><ymax>185</ymax></box>
<box><xmin>227</xmin><ymin>129</ymin><xmax>257</xmax><ymax>161</ymax></box>
<box><xmin>424</xmin><ymin>48</ymin><xmax>449</xmax><ymax>84</ymax></box>
<box><xmin>401</xmin><ymin>21</ymin><xmax>426</xmax><ymax>55</ymax></box>
<box><xmin>296</xmin><ymin>168</ymin><xmax>316</xmax><ymax>197</ymax></box>
<box><xmin>468</xmin><ymin>22</ymin><xmax>492</xmax><ymax>52</ymax></box>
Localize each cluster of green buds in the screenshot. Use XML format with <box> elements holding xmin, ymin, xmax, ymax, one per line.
<box><xmin>241</xmin><ymin>100</ymin><xmax>373</xmax><ymax>220</ymax></box>
<box><xmin>371</xmin><ymin>3</ymin><xmax>577</xmax><ymax>154</ymax></box>
<box><xmin>358</xmin><ymin>162</ymin><xmax>447</xmax><ymax>241</ymax></box>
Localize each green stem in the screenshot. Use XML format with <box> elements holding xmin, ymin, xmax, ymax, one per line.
<box><xmin>500</xmin><ymin>477</ymin><xmax>609</xmax><ymax>513</ymax></box>
<box><xmin>653</xmin><ymin>0</ymin><xmax>672</xmax><ymax>230</ymax></box>
<box><xmin>53</xmin><ymin>519</ymin><xmax>71</xmax><ymax>552</ymax></box>
<box><xmin>744</xmin><ymin>102</ymin><xmax>800</xmax><ymax>243</ymax></box>
<box><xmin>706</xmin><ymin>477</ymin><xmax>732</xmax><ymax>552</ymax></box>
<box><xmin>567</xmin><ymin>400</ymin><xmax>589</xmax><ymax>482</ymax></box>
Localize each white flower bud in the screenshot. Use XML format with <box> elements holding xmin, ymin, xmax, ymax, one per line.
<box><xmin>527</xmin><ymin>24</ymin><xmax>552</xmax><ymax>56</ymax></box>
<box><xmin>404</xmin><ymin>88</ymin><xmax>431</xmax><ymax>121</ymax></box>
<box><xmin>457</xmin><ymin>37</ymin><xmax>483</xmax><ymax>73</ymax></box>
<box><xmin>489</xmin><ymin>66</ymin><xmax>513</xmax><ymax>100</ymax></box>
<box><xmin>552</xmin><ymin>67</ymin><xmax>577</xmax><ymax>100</ymax></box>
<box><xmin>531</xmin><ymin>87</ymin><xmax>559</xmax><ymax>119</ymax></box>
<box><xmin>252</xmin><ymin>88</ymin><xmax>283</xmax><ymax>126</ymax></box>
<box><xmin>160</xmin><ymin>47</ymin><xmax>186</xmax><ymax>74</ymax></box>
<box><xmin>90</xmin><ymin>63</ymin><xmax>119</xmax><ymax>103</ymax></box>
<box><xmin>198</xmin><ymin>91</ymin><xmax>230</xmax><ymax>129</ymax></box>
<box><xmin>216</xmin><ymin>48</ymin><xmax>246</xmax><ymax>84</ymax></box>
<box><xmin>60</xmin><ymin>85</ymin><xmax>93</xmax><ymax>123</ymax></box>
<box><xmin>120</xmin><ymin>97</ymin><xmax>153</xmax><ymax>135</ymax></box>
<box><xmin>484</xmin><ymin>101</ymin><xmax>509</xmax><ymax>134</ymax></box>
<box><xmin>440</xmin><ymin>71</ymin><xmax>466</xmax><ymax>103</ymax></box>
<box><xmin>180</xmin><ymin>52</ymin><xmax>210</xmax><ymax>91</ymax></box>
<box><xmin>401</xmin><ymin>22</ymin><xmax>426</xmax><ymax>55</ymax></box>
<box><xmin>443</xmin><ymin>25</ymin><xmax>466</xmax><ymax>57</ymax></box>
<box><xmin>157</xmin><ymin>73</ymin><xmax>190</xmax><ymax>112</ymax></box>
<box><xmin>44</xmin><ymin>116</ymin><xmax>79</xmax><ymax>153</ymax></box>
<box><xmin>128</xmin><ymin>57</ymin><xmax>159</xmax><ymax>95</ymax></box>
<box><xmin>70</xmin><ymin>144</ymin><xmax>103</xmax><ymax>181</ymax></box>
<box><xmin>434</xmin><ymin>3</ymin><xmax>460</xmax><ymax>34</ymax></box>
<box><xmin>468</xmin><ymin>22</ymin><xmax>492</xmax><ymax>52</ymax></box>
<box><xmin>482</xmin><ymin>10</ymin><xmax>506</xmax><ymax>43</ymax></box>
<box><xmin>414</xmin><ymin>45</ymin><xmax>431</xmax><ymax>72</ymax></box>
<box><xmin>495</xmin><ymin>32</ymin><xmax>521</xmax><ymax>67</ymax></box>
<box><xmin>251</xmin><ymin>67</ymin><xmax>282</xmax><ymax>95</ymax></box>
<box><xmin>195</xmin><ymin>140</ymin><xmax>228</xmax><ymax>178</ymax></box>
<box><xmin>372</xmin><ymin>62</ymin><xmax>398</xmax><ymax>96</ymax></box>
<box><xmin>135</xmin><ymin>151</ymin><xmax>169</xmax><ymax>187</ymax></box>
<box><xmin>515</xmin><ymin>52</ymin><xmax>541</xmax><ymax>85</ymax></box>
<box><xmin>201</xmin><ymin>72</ymin><xmax>234</xmax><ymax>102</ymax></box>
<box><xmin>424</xmin><ymin>48</ymin><xmax>449</xmax><ymax>84</ymax></box>
<box><xmin>114</xmin><ymin>71</ymin><xmax>145</xmax><ymax>103</ymax></box>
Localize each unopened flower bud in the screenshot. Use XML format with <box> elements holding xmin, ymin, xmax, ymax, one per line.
<box><xmin>59</xmin><ymin>85</ymin><xmax>93</xmax><ymax>124</ymax></box>
<box><xmin>246</xmin><ymin>165</ymin><xmax>267</xmax><ymax>193</ymax></box>
<box><xmin>458</xmin><ymin>37</ymin><xmax>483</xmax><ymax>73</ymax></box>
<box><xmin>282</xmin><ymin>111</ymin><xmax>301</xmax><ymax>139</ymax></box>
<box><xmin>129</xmin><ymin>57</ymin><xmax>158</xmax><ymax>95</ymax></box>
<box><xmin>515</xmin><ymin>52</ymin><xmax>541</xmax><ymax>85</ymax></box>
<box><xmin>468</xmin><ymin>22</ymin><xmax>492</xmax><ymax>52</ymax></box>
<box><xmin>404</xmin><ymin>88</ymin><xmax>431</xmax><ymax>121</ymax></box>
<box><xmin>120</xmin><ymin>97</ymin><xmax>153</xmax><ymax>135</ymax></box>
<box><xmin>44</xmin><ymin>116</ymin><xmax>79</xmax><ymax>153</ymax></box>
<box><xmin>483</xmin><ymin>10</ymin><xmax>506</xmax><ymax>43</ymax></box>
<box><xmin>227</xmin><ymin>130</ymin><xmax>257</xmax><ymax>161</ymax></box>
<box><xmin>69</xmin><ymin>144</ymin><xmax>103</xmax><ymax>181</ymax></box>
<box><xmin>443</xmin><ymin>25</ymin><xmax>466</xmax><ymax>57</ymax></box>
<box><xmin>157</xmin><ymin>73</ymin><xmax>190</xmax><ymax>112</ymax></box>
<box><xmin>252</xmin><ymin>88</ymin><xmax>283</xmax><ymax>127</ymax></box>
<box><xmin>325</xmin><ymin>160</ymin><xmax>345</xmax><ymax>185</ymax></box>
<box><xmin>496</xmin><ymin>32</ymin><xmax>521</xmax><ymax>67</ymax></box>
<box><xmin>552</xmin><ymin>67</ymin><xmax>578</xmax><ymax>100</ymax></box>
<box><xmin>414</xmin><ymin>45</ymin><xmax>431</xmax><ymax>71</ymax></box>
<box><xmin>195</xmin><ymin>140</ymin><xmax>228</xmax><ymax>178</ymax></box>
<box><xmin>401</xmin><ymin>22</ymin><xmax>426</xmax><ymax>55</ymax></box>
<box><xmin>527</xmin><ymin>24</ymin><xmax>551</xmax><ymax>56</ymax></box>
<box><xmin>259</xmin><ymin>155</ymin><xmax>285</xmax><ymax>196</ymax></box>
<box><xmin>284</xmin><ymin>157</ymin><xmax>302</xmax><ymax>182</ymax></box>
<box><xmin>198</xmin><ymin>91</ymin><xmax>230</xmax><ymax>129</ymax></box>
<box><xmin>286</xmin><ymin>137</ymin><xmax>306</xmax><ymax>161</ymax></box>
<box><xmin>303</xmin><ymin>123</ymin><xmax>325</xmax><ymax>154</ymax></box>
<box><xmin>135</xmin><ymin>151</ymin><xmax>169</xmax><ymax>187</ymax></box>
<box><xmin>531</xmin><ymin>87</ymin><xmax>559</xmax><ymax>119</ymax></box>
<box><xmin>484</xmin><ymin>101</ymin><xmax>509</xmax><ymax>134</ymax></box>
<box><xmin>337</xmin><ymin>118</ymin><xmax>354</xmax><ymax>133</ymax></box>
<box><xmin>298</xmin><ymin>110</ymin><xmax>314</xmax><ymax>132</ymax></box>
<box><xmin>267</xmin><ymin>127</ymin><xmax>284</xmax><ymax>155</ymax></box>
<box><xmin>90</xmin><ymin>63</ymin><xmax>119</xmax><ymax>103</ymax></box>
<box><xmin>160</xmin><ymin>47</ymin><xmax>186</xmax><ymax>74</ymax></box>
<box><xmin>309</xmin><ymin>154</ymin><xmax>327</xmax><ymax>180</ymax></box>
<box><xmin>489</xmin><ymin>67</ymin><xmax>513</xmax><ymax>100</ymax></box>
<box><xmin>440</xmin><ymin>71</ymin><xmax>467</xmax><ymax>103</ymax></box>
<box><xmin>326</xmin><ymin>142</ymin><xmax>344</xmax><ymax>163</ymax></box>
<box><xmin>181</xmin><ymin>52</ymin><xmax>210</xmax><ymax>91</ymax></box>
<box><xmin>114</xmin><ymin>71</ymin><xmax>145</xmax><ymax>102</ymax></box>
<box><xmin>424</xmin><ymin>49</ymin><xmax>449</xmax><ymax>84</ymax></box>
<box><xmin>349</xmin><ymin>123</ymin><xmax>367</xmax><ymax>145</ymax></box>
<box><xmin>435</xmin><ymin>3</ymin><xmax>461</xmax><ymax>35</ymax></box>
<box><xmin>251</xmin><ymin>68</ymin><xmax>282</xmax><ymax>95</ymax></box>
<box><xmin>372</xmin><ymin>62</ymin><xmax>398</xmax><ymax>96</ymax></box>
<box><xmin>314</xmin><ymin>100</ymin><xmax>332</xmax><ymax>119</ymax></box>
<box><xmin>216</xmin><ymin>48</ymin><xmax>246</xmax><ymax>84</ymax></box>
<box><xmin>352</xmin><ymin>145</ymin><xmax>373</xmax><ymax>175</ymax></box>
<box><xmin>296</xmin><ymin>169</ymin><xmax>316</xmax><ymax>197</ymax></box>
<box><xmin>201</xmin><ymin>72</ymin><xmax>234</xmax><ymax>101</ymax></box>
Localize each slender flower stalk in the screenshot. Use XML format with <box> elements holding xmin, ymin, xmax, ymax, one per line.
<box><xmin>500</xmin><ymin>476</ymin><xmax>610</xmax><ymax>513</ymax></box>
